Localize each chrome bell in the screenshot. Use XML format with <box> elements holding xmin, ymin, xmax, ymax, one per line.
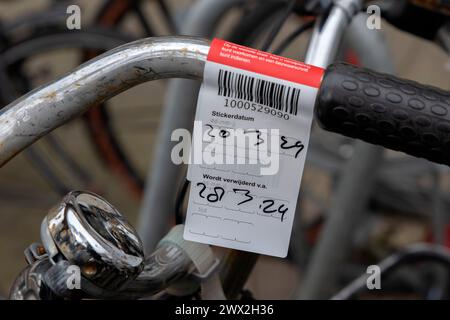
<box><xmin>40</xmin><ymin>191</ymin><xmax>144</xmax><ymax>292</ymax></box>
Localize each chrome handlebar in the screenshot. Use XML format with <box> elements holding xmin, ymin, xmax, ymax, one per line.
<box><xmin>0</xmin><ymin>36</ymin><xmax>209</xmax><ymax>166</ymax></box>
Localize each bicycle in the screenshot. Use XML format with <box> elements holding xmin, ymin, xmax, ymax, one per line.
<box><xmin>2</xmin><ymin>0</ymin><xmax>450</xmax><ymax>299</ymax></box>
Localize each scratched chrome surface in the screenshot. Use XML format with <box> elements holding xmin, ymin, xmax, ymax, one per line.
<box><xmin>43</xmin><ymin>191</ymin><xmax>145</xmax><ymax>291</ymax></box>
<box><xmin>0</xmin><ymin>36</ymin><xmax>210</xmax><ymax>166</ymax></box>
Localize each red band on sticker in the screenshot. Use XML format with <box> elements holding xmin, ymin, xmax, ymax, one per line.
<box><xmin>207</xmin><ymin>38</ymin><xmax>324</xmax><ymax>89</ymax></box>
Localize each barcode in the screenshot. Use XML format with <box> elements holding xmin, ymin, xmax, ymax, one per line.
<box><xmin>217</xmin><ymin>69</ymin><xmax>300</xmax><ymax>116</ymax></box>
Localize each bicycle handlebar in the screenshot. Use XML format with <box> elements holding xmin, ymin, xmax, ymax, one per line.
<box><xmin>0</xmin><ymin>37</ymin><xmax>449</xmax><ymax>168</ymax></box>
<box><xmin>316</xmin><ymin>62</ymin><xmax>450</xmax><ymax>165</ymax></box>
<box><xmin>0</xmin><ymin>36</ymin><xmax>209</xmax><ymax>166</ymax></box>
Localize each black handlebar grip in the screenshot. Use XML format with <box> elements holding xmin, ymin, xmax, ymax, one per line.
<box><xmin>315</xmin><ymin>62</ymin><xmax>450</xmax><ymax>166</ymax></box>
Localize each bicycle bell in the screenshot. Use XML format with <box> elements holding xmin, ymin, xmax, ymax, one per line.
<box><xmin>40</xmin><ymin>191</ymin><xmax>145</xmax><ymax>291</ymax></box>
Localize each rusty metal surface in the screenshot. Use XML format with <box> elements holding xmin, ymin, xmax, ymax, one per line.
<box><xmin>0</xmin><ymin>36</ymin><xmax>210</xmax><ymax>166</ymax></box>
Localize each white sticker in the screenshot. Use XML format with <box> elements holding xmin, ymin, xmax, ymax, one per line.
<box><xmin>183</xmin><ymin>39</ymin><xmax>324</xmax><ymax>257</ymax></box>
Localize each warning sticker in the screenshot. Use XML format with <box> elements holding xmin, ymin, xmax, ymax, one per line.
<box><xmin>183</xmin><ymin>39</ymin><xmax>324</xmax><ymax>257</ymax></box>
